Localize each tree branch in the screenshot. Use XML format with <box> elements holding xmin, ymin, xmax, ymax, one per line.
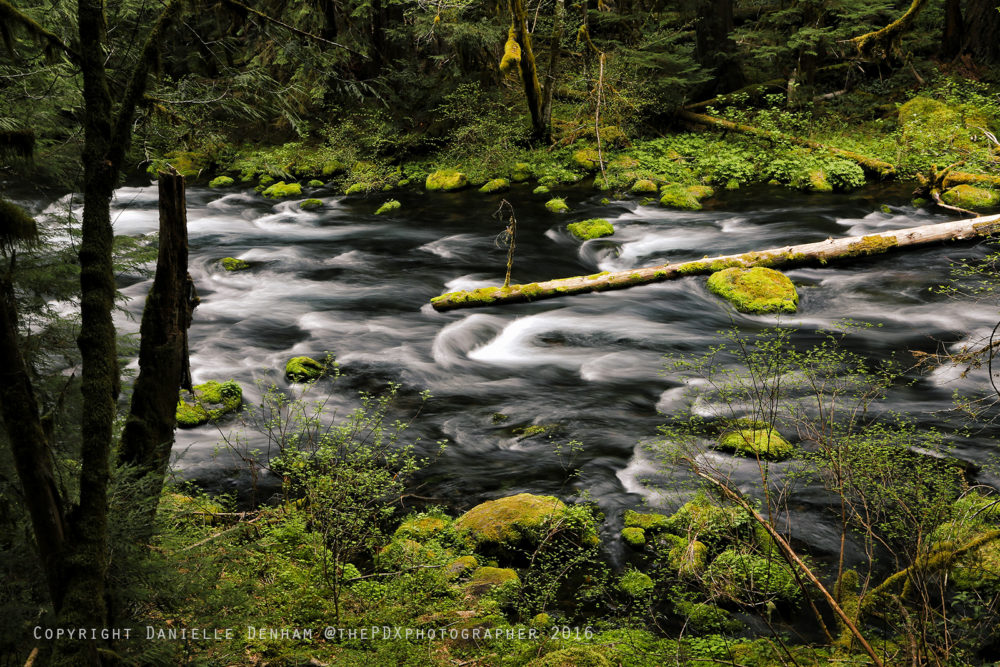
<box><xmin>221</xmin><ymin>0</ymin><xmax>367</xmax><ymax>58</ymax></box>
<box><xmin>0</xmin><ymin>0</ymin><xmax>79</xmax><ymax>63</ymax></box>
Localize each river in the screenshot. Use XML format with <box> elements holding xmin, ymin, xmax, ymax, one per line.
<box><xmin>22</xmin><ymin>180</ymin><xmax>1000</xmax><ymax>564</ymax></box>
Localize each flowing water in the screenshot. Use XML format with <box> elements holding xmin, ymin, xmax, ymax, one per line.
<box><xmin>20</xmin><ymin>180</ymin><xmax>1000</xmax><ymax>564</ymax></box>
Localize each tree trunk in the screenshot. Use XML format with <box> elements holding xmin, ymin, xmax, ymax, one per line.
<box><xmin>962</xmin><ymin>0</ymin><xmax>1000</xmax><ymax>63</ymax></box>
<box><xmin>118</xmin><ymin>171</ymin><xmax>197</xmax><ymax>535</ymax></box>
<box><xmin>430</xmin><ymin>214</ymin><xmax>1000</xmax><ymax>311</ymax></box>
<box><xmin>509</xmin><ymin>0</ymin><xmax>547</xmax><ymax>143</ymax></box>
<box><xmin>693</xmin><ymin>0</ymin><xmax>743</xmax><ymax>97</ymax></box>
<box><xmin>538</xmin><ymin>0</ymin><xmax>564</xmax><ymax>135</ymax></box>
<box><xmin>942</xmin><ymin>0</ymin><xmax>964</xmax><ymax>59</ymax></box>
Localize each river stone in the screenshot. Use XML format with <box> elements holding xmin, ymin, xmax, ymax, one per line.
<box><xmin>716</xmin><ymin>427</ymin><xmax>794</xmax><ymax>460</ymax></box>
<box><xmin>455</xmin><ymin>493</ymin><xmax>569</xmax><ymax>548</ymax></box>
<box><xmin>942</xmin><ymin>184</ymin><xmax>1000</xmax><ymax>210</ymax></box>
<box><xmin>706</xmin><ymin>266</ymin><xmax>798</xmax><ymax>314</ymax></box>
<box><xmin>284</xmin><ymin>356</ymin><xmax>326</xmax><ymax>382</ymax></box>
<box><xmin>176</xmin><ymin>380</ymin><xmax>243</xmax><ymax>428</ymax></box>
<box><xmin>425</xmin><ymin>169</ymin><xmax>468</xmax><ymax>192</ymax></box>
<box><xmin>526</xmin><ymin>647</ymin><xmax>612</xmax><ymax>667</ymax></box>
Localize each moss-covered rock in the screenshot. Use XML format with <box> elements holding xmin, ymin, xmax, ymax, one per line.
<box><xmin>928</xmin><ymin>493</ymin><xmax>1000</xmax><ymax>589</ymax></box>
<box><xmin>533</xmin><ymin>185</ymin><xmax>550</xmax><ymax>195</ymax></box>
<box><xmin>717</xmin><ymin>427</ymin><xmax>794</xmax><ymax>461</ymax></box>
<box><xmin>322</xmin><ymin>161</ymin><xmax>345</xmax><ymax>177</ymax></box>
<box><xmin>619</xmin><ymin>570</ymin><xmax>654</xmax><ymax>597</ymax></box>
<box><xmin>456</xmin><ymin>493</ymin><xmax>584</xmax><ymax>549</ymax></box>
<box><xmin>675</xmin><ymin>601</ymin><xmax>741</xmax><ymax>634</ymax></box>
<box><xmin>545</xmin><ymin>197</ymin><xmax>570</xmax><ymax>213</ymax></box>
<box><xmin>572</xmin><ymin>148</ymin><xmax>602</xmax><ymax>172</ymax></box>
<box><xmin>531</xmin><ymin>612</ymin><xmax>551</xmax><ymax>627</ymax></box>
<box><xmin>479</xmin><ymin>178</ymin><xmax>510</xmax><ymax>194</ymax></box>
<box><xmin>624</xmin><ymin>510</ymin><xmax>670</xmax><ymax>533</ymax></box>
<box><xmin>261</xmin><ymin>181</ymin><xmax>302</xmax><ymax>199</ymax></box>
<box><xmin>395</xmin><ymin>513</ymin><xmax>452</xmax><ymax>541</ymax></box>
<box><xmin>659</xmin><ymin>183</ymin><xmax>714</xmax><ymax>210</ymax></box>
<box><xmin>567</xmin><ymin>218</ymin><xmax>614</xmax><ymax>240</ymax></box>
<box><xmin>526</xmin><ymin>647</ymin><xmax>611</xmax><ymax>667</ymax></box>
<box><xmin>631</xmin><ymin>179</ymin><xmax>659</xmax><ymax>194</ymax></box>
<box><xmin>511</xmin><ymin>163</ymin><xmax>533</xmax><ymax>182</ymax></box>
<box><xmin>805</xmin><ymin>169</ymin><xmax>833</xmax><ymax>193</ymax></box>
<box><xmin>176</xmin><ymin>380</ymin><xmax>243</xmax><ymax>428</ymax></box>
<box><xmin>666</xmin><ymin>537</ymin><xmax>708</xmax><ymax>577</ymax></box>
<box><xmin>706</xmin><ymin>266</ymin><xmax>798</xmax><ymax>314</ymax></box>
<box><xmin>299</xmin><ymin>198</ymin><xmax>323</xmax><ymax>210</ymax></box>
<box><xmin>307</xmin><ymin>179</ymin><xmax>325</xmax><ymax>187</ymax></box>
<box><xmin>425</xmin><ymin>169</ymin><xmax>468</xmax><ymax>192</ymax></box>
<box><xmin>942</xmin><ymin>184</ymin><xmax>1000</xmax><ymax>210</ymax></box>
<box><xmin>220</xmin><ymin>257</ymin><xmax>249</xmax><ymax>272</ymax></box>
<box><xmin>284</xmin><ymin>356</ymin><xmax>327</xmax><ymax>382</ymax></box>
<box><xmin>446</xmin><ymin>555</ymin><xmax>479</xmax><ymax>577</ymax></box>
<box><xmin>345</xmin><ymin>182</ymin><xmax>370</xmax><ymax>195</ymax></box>
<box><xmin>706</xmin><ymin>548</ymin><xmax>801</xmax><ymax>605</ymax></box>
<box><xmin>209</xmin><ymin>176</ymin><xmax>235</xmax><ymax>188</ymax></box>
<box><xmin>374</xmin><ymin>199</ymin><xmax>401</xmax><ymax>215</ymax></box>
<box><xmin>465</xmin><ymin>566</ymin><xmax>519</xmax><ymax>596</ymax></box>
<box><xmin>621</xmin><ymin>526</ymin><xmax>646</xmax><ymax>547</ymax></box>
<box><xmin>664</xmin><ymin>493</ymin><xmax>751</xmax><ymax>545</ymax></box>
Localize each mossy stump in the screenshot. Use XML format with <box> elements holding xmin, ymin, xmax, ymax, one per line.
<box><xmin>706</xmin><ymin>266</ymin><xmax>798</xmax><ymax>314</ymax></box>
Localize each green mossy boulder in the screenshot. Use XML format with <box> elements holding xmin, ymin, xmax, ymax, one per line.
<box><xmin>395</xmin><ymin>513</ymin><xmax>452</xmax><ymax>541</ymax></box>
<box><xmin>425</xmin><ymin>169</ymin><xmax>468</xmax><ymax>192</ymax></box>
<box><xmin>621</xmin><ymin>526</ymin><xmax>646</xmax><ymax>547</ymax></box>
<box><xmin>631</xmin><ymin>179</ymin><xmax>659</xmax><ymax>194</ymax></box>
<box><xmin>345</xmin><ymin>182</ymin><xmax>370</xmax><ymax>195</ymax></box>
<box><xmin>220</xmin><ymin>257</ymin><xmax>249</xmax><ymax>272</ymax></box>
<box><xmin>299</xmin><ymin>198</ymin><xmax>323</xmax><ymax>210</ymax></box>
<box><xmin>572</xmin><ymin>148</ymin><xmax>601</xmax><ymax>172</ymax></box>
<box><xmin>717</xmin><ymin>427</ymin><xmax>794</xmax><ymax>461</ymax></box>
<box><xmin>545</xmin><ymin>197</ymin><xmax>570</xmax><ymax>213</ymax></box>
<box><xmin>624</xmin><ymin>510</ymin><xmax>670</xmax><ymax>533</ymax></box>
<box><xmin>805</xmin><ymin>169</ymin><xmax>833</xmax><ymax>193</ymax></box>
<box><xmin>660</xmin><ymin>183</ymin><xmax>714</xmax><ymax>210</ymax></box>
<box><xmin>261</xmin><ymin>181</ymin><xmax>302</xmax><ymax>199</ymax></box>
<box><xmin>526</xmin><ymin>647</ymin><xmax>612</xmax><ymax>667</ymax></box>
<box><xmin>567</xmin><ymin>218</ymin><xmax>614</xmax><ymax>240</ymax></box>
<box><xmin>675</xmin><ymin>601</ymin><xmax>741</xmax><ymax>634</ymax></box>
<box><xmin>374</xmin><ymin>199</ymin><xmax>401</xmax><ymax>215</ymax></box>
<box><xmin>666</xmin><ymin>536</ymin><xmax>708</xmax><ymax>577</ymax></box>
<box><xmin>619</xmin><ymin>570</ymin><xmax>654</xmax><ymax>597</ymax></box>
<box><xmin>942</xmin><ymin>184</ymin><xmax>1000</xmax><ymax>210</ymax></box>
<box><xmin>479</xmin><ymin>178</ymin><xmax>510</xmax><ymax>194</ymax></box>
<box><xmin>284</xmin><ymin>356</ymin><xmax>326</xmax><ymax>382</ymax></box>
<box><xmin>209</xmin><ymin>176</ymin><xmax>235</xmax><ymax>188</ymax></box>
<box><xmin>706</xmin><ymin>548</ymin><xmax>802</xmax><ymax>605</ymax></box>
<box><xmin>321</xmin><ymin>161</ymin><xmax>345</xmax><ymax>177</ymax></box>
<box><xmin>533</xmin><ymin>185</ymin><xmax>550</xmax><ymax>195</ymax></box>
<box><xmin>446</xmin><ymin>555</ymin><xmax>479</xmax><ymax>577</ymax></box>
<box><xmin>455</xmin><ymin>493</ymin><xmax>587</xmax><ymax>549</ymax></box>
<box><xmin>706</xmin><ymin>266</ymin><xmax>798</xmax><ymax>314</ymax></box>
<box><xmin>531</xmin><ymin>612</ymin><xmax>551</xmax><ymax>627</ymax></box>
<box><xmin>511</xmin><ymin>163</ymin><xmax>533</xmax><ymax>182</ymax></box>
<box><xmin>176</xmin><ymin>380</ymin><xmax>243</xmax><ymax>428</ymax></box>
<box><xmin>307</xmin><ymin>179</ymin><xmax>324</xmax><ymax>187</ymax></box>
<box><xmin>664</xmin><ymin>494</ymin><xmax>751</xmax><ymax>546</ymax></box>
<box><xmin>465</xmin><ymin>566</ymin><xmax>519</xmax><ymax>596</ymax></box>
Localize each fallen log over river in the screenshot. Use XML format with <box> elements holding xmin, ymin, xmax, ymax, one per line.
<box><xmin>430</xmin><ymin>213</ymin><xmax>1000</xmax><ymax>312</ymax></box>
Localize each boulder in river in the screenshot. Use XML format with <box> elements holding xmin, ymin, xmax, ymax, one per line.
<box><xmin>707</xmin><ymin>266</ymin><xmax>798</xmax><ymax>314</ymax></box>
<box><xmin>455</xmin><ymin>493</ymin><xmax>597</xmax><ymax>552</ymax></box>
<box><xmin>176</xmin><ymin>380</ymin><xmax>243</xmax><ymax>428</ymax></box>
<box><xmin>284</xmin><ymin>356</ymin><xmax>327</xmax><ymax>382</ymax></box>
<box><xmin>425</xmin><ymin>169</ymin><xmax>468</xmax><ymax>192</ymax></box>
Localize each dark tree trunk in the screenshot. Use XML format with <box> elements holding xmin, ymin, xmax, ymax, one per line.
<box><xmin>693</xmin><ymin>0</ymin><xmax>743</xmax><ymax>97</ymax></box>
<box><xmin>539</xmin><ymin>0</ymin><xmax>564</xmax><ymax>134</ymax></box>
<box><xmin>962</xmin><ymin>0</ymin><xmax>1000</xmax><ymax>63</ymax></box>
<box><xmin>942</xmin><ymin>0</ymin><xmax>964</xmax><ymax>58</ymax></box>
<box><xmin>118</xmin><ymin>171</ymin><xmax>197</xmax><ymax>535</ymax></box>
<box><xmin>510</xmin><ymin>0</ymin><xmax>547</xmax><ymax>143</ymax></box>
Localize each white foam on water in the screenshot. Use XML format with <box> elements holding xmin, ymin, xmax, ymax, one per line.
<box><xmin>419</xmin><ymin>234</ymin><xmax>486</xmax><ymax>260</ymax></box>
<box><xmin>432</xmin><ymin>314</ymin><xmax>507</xmax><ymax>368</ymax></box>
<box><xmin>579</xmin><ymin>351</ymin><xmax>663</xmax><ymax>382</ymax></box>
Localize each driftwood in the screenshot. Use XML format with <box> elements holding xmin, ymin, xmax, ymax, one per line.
<box><xmin>677</xmin><ymin>109</ymin><xmax>896</xmax><ymax>177</ymax></box>
<box><xmin>430</xmin><ymin>213</ymin><xmax>1000</xmax><ymax>312</ymax></box>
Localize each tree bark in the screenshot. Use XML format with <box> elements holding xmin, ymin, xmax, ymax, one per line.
<box><xmin>942</xmin><ymin>0</ymin><xmax>964</xmax><ymax>59</ymax></box>
<box><xmin>118</xmin><ymin>171</ymin><xmax>197</xmax><ymax>533</ymax></box>
<box><xmin>693</xmin><ymin>0</ymin><xmax>743</xmax><ymax>97</ymax></box>
<box><xmin>538</xmin><ymin>0</ymin><xmax>564</xmax><ymax>135</ymax></box>
<box><xmin>430</xmin><ymin>213</ymin><xmax>1000</xmax><ymax>311</ymax></box>
<box><xmin>509</xmin><ymin>0</ymin><xmax>547</xmax><ymax>143</ymax></box>
<box><xmin>962</xmin><ymin>0</ymin><xmax>1000</xmax><ymax>63</ymax></box>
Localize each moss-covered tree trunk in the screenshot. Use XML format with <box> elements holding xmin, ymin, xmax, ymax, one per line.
<box><xmin>509</xmin><ymin>0</ymin><xmax>547</xmax><ymax>143</ymax></box>
<box><xmin>538</xmin><ymin>0</ymin><xmax>564</xmax><ymax>135</ymax></box>
<box><xmin>430</xmin><ymin>214</ymin><xmax>1000</xmax><ymax>311</ymax></box>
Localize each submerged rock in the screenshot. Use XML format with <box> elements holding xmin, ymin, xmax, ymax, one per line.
<box><xmin>374</xmin><ymin>199</ymin><xmax>401</xmax><ymax>215</ymax></box>
<box><xmin>220</xmin><ymin>257</ymin><xmax>250</xmax><ymax>272</ymax></box>
<box><xmin>706</xmin><ymin>266</ymin><xmax>798</xmax><ymax>314</ymax></box>
<box><xmin>299</xmin><ymin>198</ymin><xmax>323</xmax><ymax>210</ymax></box>
<box><xmin>545</xmin><ymin>197</ymin><xmax>570</xmax><ymax>213</ymax></box>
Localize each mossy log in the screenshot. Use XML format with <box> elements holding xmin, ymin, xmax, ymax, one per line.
<box><xmin>430</xmin><ymin>213</ymin><xmax>1000</xmax><ymax>311</ymax></box>
<box><xmin>676</xmin><ymin>109</ymin><xmax>896</xmax><ymax>177</ymax></box>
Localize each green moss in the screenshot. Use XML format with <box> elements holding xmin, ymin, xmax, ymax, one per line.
<box><xmin>299</xmin><ymin>198</ymin><xmax>323</xmax><ymax>210</ymax></box>
<box><xmin>621</xmin><ymin>527</ymin><xmax>646</xmax><ymax>547</ymax></box>
<box><xmin>479</xmin><ymin>178</ymin><xmax>510</xmax><ymax>194</ymax></box>
<box><xmin>526</xmin><ymin>647</ymin><xmax>611</xmax><ymax>667</ymax></box>
<box><xmin>631</xmin><ymin>179</ymin><xmax>659</xmax><ymax>194</ymax></box>
<box><xmin>665</xmin><ymin>493</ymin><xmax>751</xmax><ymax>545</ymax></box>
<box><xmin>567</xmin><ymin>218</ymin><xmax>614</xmax><ymax>241</ymax></box>
<box><xmin>572</xmin><ymin>148</ymin><xmax>601</xmax><ymax>171</ymax></box>
<box><xmin>675</xmin><ymin>601</ymin><xmax>741</xmax><ymax>634</ymax></box>
<box><xmin>717</xmin><ymin>427</ymin><xmax>794</xmax><ymax>461</ymax></box>
<box><xmin>490</xmin><ymin>412</ymin><xmax>509</xmax><ymax>424</ymax></box>
<box><xmin>395</xmin><ymin>512</ymin><xmax>452</xmax><ymax>541</ymax></box>
<box><xmin>345</xmin><ymin>182</ymin><xmax>370</xmax><ymax>195</ymax></box>
<box><xmin>805</xmin><ymin>169</ymin><xmax>833</xmax><ymax>193</ymax></box>
<box><xmin>533</xmin><ymin>185</ymin><xmax>550</xmax><ymax>195</ymax></box>
<box><xmin>307</xmin><ymin>179</ymin><xmax>324</xmax><ymax>187</ymax></box>
<box><xmin>545</xmin><ymin>197</ymin><xmax>570</xmax><ymax>213</ymax></box>
<box><xmin>846</xmin><ymin>234</ymin><xmax>898</xmax><ymax>257</ymax></box>
<box><xmin>707</xmin><ymin>549</ymin><xmax>801</xmax><ymax>605</ymax></box>
<box><xmin>511</xmin><ymin>163</ymin><xmax>533</xmax><ymax>182</ymax></box>
<box><xmin>284</xmin><ymin>356</ymin><xmax>327</xmax><ymax>382</ymax></box>
<box><xmin>220</xmin><ymin>257</ymin><xmax>249</xmax><ymax>272</ymax></box>
<box><xmin>620</xmin><ymin>570</ymin><xmax>654</xmax><ymax>597</ymax></box>
<box><xmin>513</xmin><ymin>423</ymin><xmax>558</xmax><ymax>438</ymax></box>
<box><xmin>465</xmin><ymin>566</ymin><xmax>519</xmax><ymax>596</ymax></box>
<box><xmin>659</xmin><ymin>183</ymin><xmax>713</xmax><ymax>210</ymax></box>
<box><xmin>258</xmin><ymin>174</ymin><xmax>275</xmax><ymax>187</ymax></box>
<box><xmin>624</xmin><ymin>510</ymin><xmax>669</xmax><ymax>532</ymax></box>
<box><xmin>531</xmin><ymin>613</ymin><xmax>551</xmax><ymax>627</ymax></box>
<box><xmin>425</xmin><ymin>169</ymin><xmax>468</xmax><ymax>192</ymax></box>
<box><xmin>321</xmin><ymin>161</ymin><xmax>345</xmax><ymax>176</ymax></box>
<box><xmin>148</xmin><ymin>150</ymin><xmax>211</xmax><ymax>179</ymax></box>
<box><xmin>374</xmin><ymin>199</ymin><xmax>401</xmax><ymax>215</ymax></box>
<box><xmin>446</xmin><ymin>555</ymin><xmax>479</xmax><ymax>576</ymax></box>
<box><xmin>261</xmin><ymin>181</ymin><xmax>302</xmax><ymax>199</ymax></box>
<box><xmin>455</xmin><ymin>493</ymin><xmax>572</xmax><ymax>547</ymax></box>
<box><xmin>706</xmin><ymin>267</ymin><xmax>798</xmax><ymax>314</ymax></box>
<box><xmin>942</xmin><ymin>184</ymin><xmax>1000</xmax><ymax>209</ymax></box>
<box><xmin>176</xmin><ymin>380</ymin><xmax>242</xmax><ymax>428</ymax></box>
<box><xmin>209</xmin><ymin>176</ymin><xmax>235</xmax><ymax>188</ymax></box>
<box><xmin>667</xmin><ymin>538</ymin><xmax>708</xmax><ymax>577</ymax></box>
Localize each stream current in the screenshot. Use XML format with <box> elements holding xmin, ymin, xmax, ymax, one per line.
<box><xmin>21</xmin><ymin>181</ymin><xmax>1000</xmax><ymax>564</ymax></box>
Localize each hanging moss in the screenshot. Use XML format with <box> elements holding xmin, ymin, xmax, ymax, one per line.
<box><xmin>706</xmin><ymin>267</ymin><xmax>798</xmax><ymax>314</ymax></box>
<box><xmin>0</xmin><ymin>197</ymin><xmax>38</xmax><ymax>251</ymax></box>
<box><xmin>499</xmin><ymin>25</ymin><xmax>521</xmax><ymax>73</ymax></box>
<box><xmin>567</xmin><ymin>218</ymin><xmax>614</xmax><ymax>240</ymax></box>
